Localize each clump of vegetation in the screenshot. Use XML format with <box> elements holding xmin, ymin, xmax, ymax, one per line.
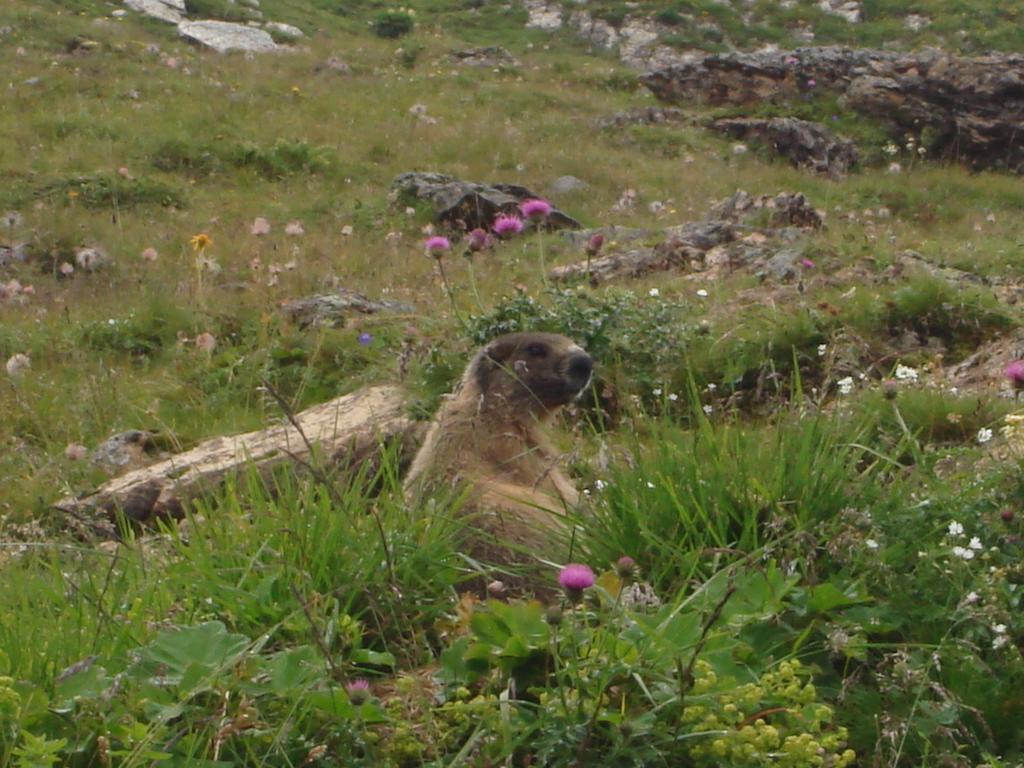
<box><xmin>372</xmin><ymin>9</ymin><xmax>415</xmax><ymax>38</ymax></box>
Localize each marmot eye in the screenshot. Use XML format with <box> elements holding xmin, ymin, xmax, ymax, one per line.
<box><xmin>525</xmin><ymin>343</ymin><xmax>548</xmax><ymax>358</ymax></box>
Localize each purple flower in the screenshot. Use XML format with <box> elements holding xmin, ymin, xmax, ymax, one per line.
<box><xmin>493</xmin><ymin>213</ymin><xmax>524</xmax><ymax>238</ymax></box>
<box><xmin>346</xmin><ymin>679</ymin><xmax>371</xmax><ymax>705</ymax></box>
<box><xmin>785</xmin><ymin>55</ymin><xmax>799</xmax><ymax>65</ymax></box>
<box><xmin>615</xmin><ymin>556</ymin><xmax>636</xmax><ymax>578</ymax></box>
<box><xmin>585</xmin><ymin>233</ymin><xmax>604</xmax><ymax>256</ymax></box>
<box><xmin>358</xmin><ymin>332</ymin><xmax>373</xmax><ymax>346</ymax></box>
<box><xmin>806</xmin><ymin>78</ymin><xmax>817</xmax><ymax>87</ymax></box>
<box><xmin>424</xmin><ymin>235</ymin><xmax>451</xmax><ymax>257</ymax></box>
<box><xmin>467</xmin><ymin>228</ymin><xmax>492</xmax><ymax>252</ymax></box>
<box><xmin>558</xmin><ymin>563</ymin><xmax>595</xmax><ymax>601</ymax></box>
<box><xmin>520</xmin><ymin>198</ymin><xmax>552</xmax><ymax>220</ymax></box>
<box><xmin>1006</xmin><ymin>360</ymin><xmax>1024</xmax><ymax>389</ymax></box>
<box><xmin>800</xmin><ymin>258</ymin><xmax>815</xmax><ymax>269</ymax></box>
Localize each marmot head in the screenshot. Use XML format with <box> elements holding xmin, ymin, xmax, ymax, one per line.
<box><xmin>471</xmin><ymin>332</ymin><xmax>593</xmax><ymax>413</ymax></box>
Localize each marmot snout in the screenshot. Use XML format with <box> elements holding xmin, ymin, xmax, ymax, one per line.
<box><xmin>404</xmin><ymin>332</ymin><xmax>592</xmax><ymax>578</ymax></box>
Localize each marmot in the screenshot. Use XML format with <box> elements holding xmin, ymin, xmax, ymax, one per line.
<box><xmin>404</xmin><ymin>332</ymin><xmax>593</xmax><ymax>575</ymax></box>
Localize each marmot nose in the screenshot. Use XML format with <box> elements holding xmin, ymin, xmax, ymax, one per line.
<box><xmin>566</xmin><ymin>353</ymin><xmax>593</xmax><ymax>384</ymax></box>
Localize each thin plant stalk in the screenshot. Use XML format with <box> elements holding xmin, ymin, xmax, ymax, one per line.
<box><xmin>465</xmin><ymin>253</ymin><xmax>486</xmax><ymax>313</ymax></box>
<box><xmin>435</xmin><ymin>257</ymin><xmax>468</xmax><ymax>330</ymax></box>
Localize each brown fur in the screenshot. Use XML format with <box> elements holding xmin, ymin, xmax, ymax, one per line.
<box><xmin>404</xmin><ymin>332</ymin><xmax>593</xmax><ymax>574</ymax></box>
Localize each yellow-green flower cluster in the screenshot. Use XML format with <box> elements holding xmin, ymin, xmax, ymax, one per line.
<box><xmin>682</xmin><ymin>660</ymin><xmax>855</xmax><ymax>767</ymax></box>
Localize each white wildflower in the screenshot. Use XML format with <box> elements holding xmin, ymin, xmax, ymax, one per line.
<box><xmin>702</xmin><ymin>404</ymin><xmax>713</xmax><ymax>415</ymax></box>
<box><xmin>652</xmin><ymin>388</ymin><xmax>662</xmax><ymax>397</ymax></box>
<box><xmin>992</xmin><ymin>623</ymin><xmax>1008</xmax><ymax>635</ymax></box>
<box><xmin>963</xmin><ymin>591</ymin><xmax>979</xmax><ymax>605</ymax></box>
<box><xmin>951</xmin><ymin>546</ymin><xmax>975</xmax><ymax>561</ymax></box>
<box><xmin>968</xmin><ymin>536</ymin><xmax>983</xmax><ymax>551</ymax></box>
<box><xmin>668</xmin><ymin>393</ymin><xmax>678</xmax><ymax>402</ymax></box>
<box><xmin>648</xmin><ymin>288</ymin><xmax>659</xmax><ymax>297</ymax></box>
<box><xmin>947</xmin><ymin>521</ymin><xmax>964</xmax><ymax>537</ymax></box>
<box><xmin>993</xmin><ymin>635</ymin><xmax>1010</xmax><ymax>650</ymax></box>
<box><xmin>696</xmin><ymin>289</ymin><xmax>709</xmax><ymax>298</ymax></box>
<box><xmin>817</xmin><ymin>344</ymin><xmax>827</xmax><ymax>357</ymax></box>
<box><xmin>977</xmin><ymin>428</ymin><xmax>993</xmax><ymax>445</ymax></box>
<box><xmin>865</xmin><ymin>539</ymin><xmax>879</xmax><ymax>551</ymax></box>
<box><xmin>883</xmin><ymin>143</ymin><xmax>899</xmax><ymax>156</ymax></box>
<box><xmin>837</xmin><ymin>376</ymin><xmax>855</xmax><ymax>395</ymax></box>
<box><xmin>894</xmin><ymin>364</ymin><xmax>919</xmax><ymax>382</ymax></box>
<box><xmin>594</xmin><ymin>479</ymin><xmax>607</xmax><ymax>491</ymax></box>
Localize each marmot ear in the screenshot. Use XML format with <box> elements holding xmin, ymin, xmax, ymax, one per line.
<box><xmin>474</xmin><ymin>337</ymin><xmax>519</xmax><ymax>391</ymax></box>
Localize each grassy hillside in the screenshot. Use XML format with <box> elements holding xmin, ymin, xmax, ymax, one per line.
<box><xmin>1</xmin><ymin>0</ymin><xmax>1023</xmax><ymax>765</ymax></box>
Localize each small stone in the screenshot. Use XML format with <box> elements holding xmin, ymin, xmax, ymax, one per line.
<box><xmin>548</xmin><ymin>175</ymin><xmax>589</xmax><ymax>196</ymax></box>
<box><xmin>5</xmin><ymin>353</ymin><xmax>31</xmax><ymax>377</ymax></box>
<box><xmin>74</xmin><ymin>247</ymin><xmax>110</xmax><ymax>272</ymax></box>
<box><xmin>264</xmin><ymin>21</ymin><xmax>303</xmax><ymax>40</ymax></box>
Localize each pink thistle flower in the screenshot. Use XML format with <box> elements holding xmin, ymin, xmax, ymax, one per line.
<box><xmin>141</xmin><ymin>247</ymin><xmax>159</xmax><ymax>262</ymax></box>
<box><xmin>346</xmin><ymin>679</ymin><xmax>371</xmax><ymax>705</ymax></box>
<box><xmin>585</xmin><ymin>233</ymin><xmax>604</xmax><ymax>256</ymax></box>
<box><xmin>251</xmin><ymin>217</ymin><xmax>271</xmax><ymax>236</ymax></box>
<box><xmin>493</xmin><ymin>213</ymin><xmax>524</xmax><ymax>238</ymax></box>
<box><xmin>195</xmin><ymin>332</ymin><xmax>217</xmax><ymax>353</ymax></box>
<box><xmin>284</xmin><ymin>220</ymin><xmax>304</xmax><ymax>236</ymax></box>
<box><xmin>520</xmin><ymin>198</ymin><xmax>552</xmax><ymax>219</ymax></box>
<box><xmin>467</xmin><ymin>228</ymin><xmax>492</xmax><ymax>252</ymax></box>
<box><xmin>800</xmin><ymin>258</ymin><xmax>815</xmax><ymax>269</ymax></box>
<box><xmin>806</xmin><ymin>78</ymin><xmax>817</xmax><ymax>87</ymax></box>
<box><xmin>558</xmin><ymin>563</ymin><xmax>595</xmax><ymax>601</ymax></box>
<box><xmin>65</xmin><ymin>443</ymin><xmax>88</xmax><ymax>461</ymax></box>
<box><xmin>1006</xmin><ymin>360</ymin><xmax>1024</xmax><ymax>389</ymax></box>
<box><xmin>424</xmin><ymin>235</ymin><xmax>451</xmax><ymax>257</ymax></box>
<box><xmin>615</xmin><ymin>556</ymin><xmax>636</xmax><ymax>578</ymax></box>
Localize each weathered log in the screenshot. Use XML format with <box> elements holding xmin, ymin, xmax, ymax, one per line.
<box><xmin>642</xmin><ymin>47</ymin><xmax>1024</xmax><ymax>170</ymax></box>
<box><xmin>55</xmin><ymin>385</ymin><xmax>418</xmax><ymax>537</ymax></box>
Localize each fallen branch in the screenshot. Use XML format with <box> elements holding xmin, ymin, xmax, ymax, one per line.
<box><xmin>55</xmin><ymin>385</ymin><xmax>419</xmax><ymax>538</ymax></box>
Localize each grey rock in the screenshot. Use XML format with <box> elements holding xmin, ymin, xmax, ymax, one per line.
<box><xmin>74</xmin><ymin>246</ymin><xmax>111</xmax><ymax>272</ymax></box>
<box><xmin>818</xmin><ymin>0</ymin><xmax>861</xmax><ymax>23</ymax></box>
<box><xmin>548</xmin><ymin>176</ymin><xmax>589</xmax><ymax>196</ymax></box>
<box><xmin>595</xmin><ymin>107</ymin><xmax>688</xmax><ymax>129</ymax></box>
<box><xmin>392</xmin><ymin>172</ymin><xmax>581</xmax><ymax>231</ymax></box>
<box><xmin>178</xmin><ymin>20</ymin><xmax>278</xmax><ymax>53</ymax></box>
<box><xmin>314</xmin><ymin>56</ymin><xmax>351</xmax><ymax>75</ymax></box>
<box><xmin>264</xmin><ymin>21</ymin><xmax>303</xmax><ymax>40</ymax></box>
<box><xmin>0</xmin><ymin>244</ymin><xmax>29</xmax><ymax>266</ymax></box>
<box><xmin>123</xmin><ymin>0</ymin><xmax>182</xmax><ymax>24</ymax></box>
<box><xmin>643</xmin><ymin>47</ymin><xmax>1024</xmax><ymax>171</ymax></box>
<box><xmin>282</xmin><ymin>289</ymin><xmax>416</xmax><ymax>329</ymax></box>
<box><xmin>238</xmin><ymin>0</ymin><xmax>260</xmax><ymax>7</ymax></box>
<box><xmin>711</xmin><ymin>117</ymin><xmax>858</xmax><ymax>177</ymax></box>
<box><xmin>552</xmin><ymin>190</ymin><xmax>819</xmax><ymax>285</ymax></box>
<box><xmin>92</xmin><ymin>430</ymin><xmax>155</xmax><ymax>473</ymax></box>
<box><xmin>523</xmin><ymin>0</ymin><xmax>563</xmax><ymax>30</ymax></box>
<box><xmin>450</xmin><ymin>46</ymin><xmax>519</xmax><ymax>68</ymax></box>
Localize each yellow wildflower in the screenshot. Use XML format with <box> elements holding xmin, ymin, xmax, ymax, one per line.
<box><xmin>190</xmin><ymin>233</ymin><xmax>212</xmax><ymax>252</ymax></box>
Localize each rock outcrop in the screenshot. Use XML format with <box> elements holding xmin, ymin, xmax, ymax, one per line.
<box><xmin>281</xmin><ymin>289</ymin><xmax>415</xmax><ymax>329</ymax></box>
<box><xmin>178</xmin><ymin>21</ymin><xmax>277</xmax><ymax>53</ymax></box>
<box><xmin>392</xmin><ymin>173</ymin><xmax>581</xmax><ymax>231</ymax></box>
<box><xmin>553</xmin><ymin>190</ymin><xmax>820</xmax><ymax>284</ymax></box>
<box><xmin>711</xmin><ymin>117</ymin><xmax>858</xmax><ymax>177</ymax></box>
<box><xmin>642</xmin><ymin>48</ymin><xmax>1024</xmax><ymax>170</ymax></box>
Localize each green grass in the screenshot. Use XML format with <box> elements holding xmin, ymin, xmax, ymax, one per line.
<box><xmin>2</xmin><ymin>0</ymin><xmax>1024</xmax><ymax>764</ymax></box>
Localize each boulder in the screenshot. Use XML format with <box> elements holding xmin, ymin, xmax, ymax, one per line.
<box><xmin>642</xmin><ymin>47</ymin><xmax>1024</xmax><ymax>170</ymax></box>
<box><xmin>711</xmin><ymin>117</ymin><xmax>858</xmax><ymax>177</ymax></box>
<box><xmin>92</xmin><ymin>430</ymin><xmax>157</xmax><ymax>474</ymax></box>
<box><xmin>547</xmin><ymin>176</ymin><xmax>589</xmax><ymax>196</ymax></box>
<box><xmin>123</xmin><ymin>0</ymin><xmax>182</xmax><ymax>24</ymax></box>
<box><xmin>264</xmin><ymin>21</ymin><xmax>303</xmax><ymax>40</ymax></box>
<box><xmin>178</xmin><ymin>20</ymin><xmax>278</xmax><ymax>53</ymax></box>
<box><xmin>281</xmin><ymin>289</ymin><xmax>415</xmax><ymax>329</ymax></box>
<box><xmin>450</xmin><ymin>46</ymin><xmax>519</xmax><ymax>68</ymax></box>
<box><xmin>392</xmin><ymin>172</ymin><xmax>581</xmax><ymax>231</ymax></box>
